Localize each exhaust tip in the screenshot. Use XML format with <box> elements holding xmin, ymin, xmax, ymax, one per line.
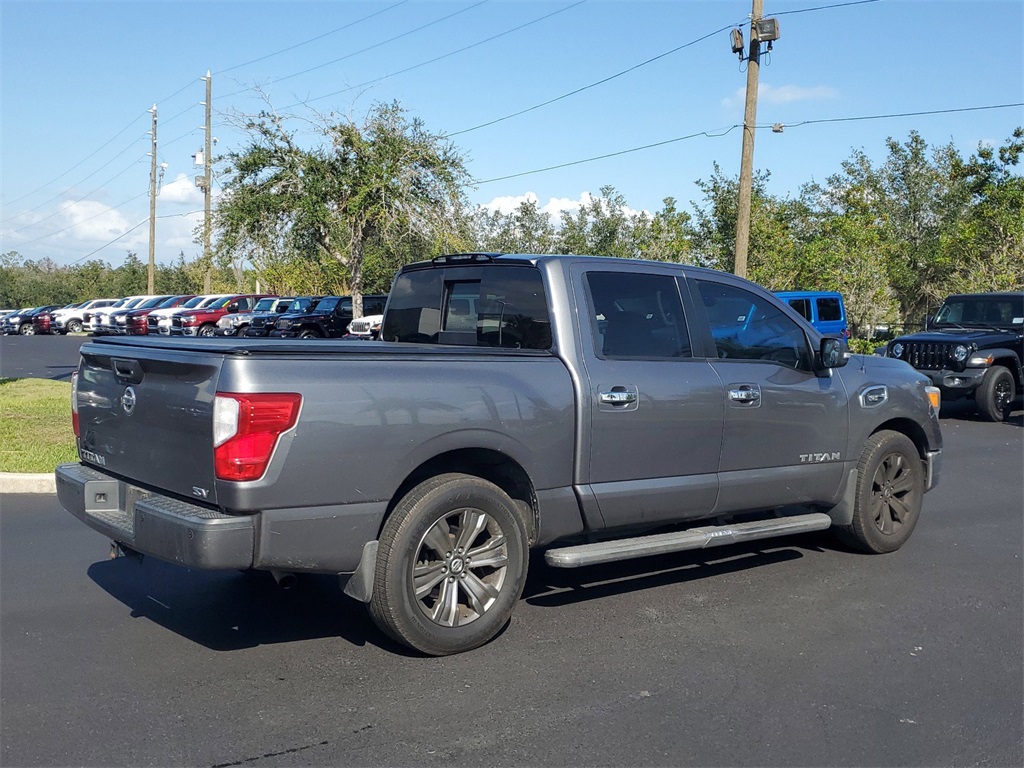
<box><xmin>270</xmin><ymin>570</ymin><xmax>298</xmax><ymax>589</ymax></box>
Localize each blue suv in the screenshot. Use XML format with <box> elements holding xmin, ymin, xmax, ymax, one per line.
<box><xmin>775</xmin><ymin>291</ymin><xmax>849</xmax><ymax>338</ymax></box>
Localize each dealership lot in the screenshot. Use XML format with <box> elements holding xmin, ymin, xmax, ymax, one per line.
<box><xmin>1</xmin><ymin>338</ymin><xmax>1021</xmax><ymax>767</ymax></box>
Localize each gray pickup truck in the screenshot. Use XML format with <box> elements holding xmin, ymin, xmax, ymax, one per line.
<box><xmin>57</xmin><ymin>254</ymin><xmax>943</xmax><ymax>655</ymax></box>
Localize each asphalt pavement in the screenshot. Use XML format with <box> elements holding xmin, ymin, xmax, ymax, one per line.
<box><xmin>1</xmin><ymin>410</ymin><xmax>1021</xmax><ymax>767</ymax></box>
<box><xmin>0</xmin><ymin>333</ymin><xmax>86</xmax><ymax>381</ymax></box>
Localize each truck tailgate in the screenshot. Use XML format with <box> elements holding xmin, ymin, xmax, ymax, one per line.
<box><xmin>77</xmin><ymin>341</ymin><xmax>223</xmax><ymax>504</ymax></box>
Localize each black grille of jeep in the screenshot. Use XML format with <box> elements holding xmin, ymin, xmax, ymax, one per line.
<box><xmin>899</xmin><ymin>342</ymin><xmax>955</xmax><ymax>370</ymax></box>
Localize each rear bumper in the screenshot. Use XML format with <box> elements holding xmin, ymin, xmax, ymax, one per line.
<box><xmin>56</xmin><ymin>463</ymin><xmax>254</xmax><ymax>569</ymax></box>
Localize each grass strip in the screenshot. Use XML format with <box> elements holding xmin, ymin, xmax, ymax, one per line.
<box><xmin>0</xmin><ymin>378</ymin><xmax>77</xmax><ymax>473</ymax></box>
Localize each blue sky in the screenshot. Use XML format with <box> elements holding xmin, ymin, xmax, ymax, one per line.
<box><xmin>2</xmin><ymin>0</ymin><xmax>1022</xmax><ymax>268</ymax></box>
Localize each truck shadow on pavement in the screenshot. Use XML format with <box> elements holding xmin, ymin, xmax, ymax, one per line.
<box><xmin>86</xmin><ymin>557</ymin><xmax>407</xmax><ymax>654</ymax></box>
<box><xmin>85</xmin><ymin>535</ymin><xmax>827</xmax><ymax>654</ymax></box>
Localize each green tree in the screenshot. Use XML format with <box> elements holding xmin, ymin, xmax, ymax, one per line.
<box><xmin>690</xmin><ymin>164</ymin><xmax>811</xmax><ymax>288</ymax></box>
<box><xmin>944</xmin><ymin>128</ymin><xmax>1024</xmax><ymax>293</ymax></box>
<box><xmin>472</xmin><ymin>198</ymin><xmax>556</xmax><ymax>254</ymax></box>
<box><xmin>634</xmin><ymin>197</ymin><xmax>694</xmax><ymax>263</ymax></box>
<box><xmin>554</xmin><ymin>186</ymin><xmax>645</xmax><ymax>258</ymax></box>
<box><xmin>216</xmin><ymin>100</ymin><xmax>471</xmax><ymax>316</ymax></box>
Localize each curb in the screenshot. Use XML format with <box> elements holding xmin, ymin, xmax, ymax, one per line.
<box><xmin>0</xmin><ymin>473</ymin><xmax>56</xmax><ymax>494</ymax></box>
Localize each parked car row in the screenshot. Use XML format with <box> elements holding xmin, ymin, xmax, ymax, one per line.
<box><xmin>2</xmin><ymin>292</ymin><xmax>389</xmax><ymax>340</ymax></box>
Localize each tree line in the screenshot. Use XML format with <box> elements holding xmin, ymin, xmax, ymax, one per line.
<box><xmin>3</xmin><ymin>100</ymin><xmax>1020</xmax><ymax>337</ymax></box>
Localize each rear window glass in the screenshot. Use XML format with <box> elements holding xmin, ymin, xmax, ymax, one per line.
<box><xmin>817</xmin><ymin>297</ymin><xmax>842</xmax><ymax>321</ymax></box>
<box><xmin>787</xmin><ymin>298</ymin><xmax>812</xmax><ymax>321</ymax></box>
<box><xmin>383</xmin><ymin>266</ymin><xmax>551</xmax><ymax>349</ymax></box>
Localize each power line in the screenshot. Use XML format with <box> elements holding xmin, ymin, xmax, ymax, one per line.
<box><xmin>14</xmin><ymin>191</ymin><xmax>149</xmax><ymax>247</ymax></box>
<box><xmin>216</xmin><ymin>0</ymin><xmax>412</xmax><ymax>75</ymax></box>
<box><xmin>474</xmin><ymin>126</ymin><xmax>742</xmax><ymax>184</ymax></box>
<box><xmin>1</xmin><ymin>133</ymin><xmax>149</xmax><ymax>227</ymax></box>
<box><xmin>773</xmin><ymin>0</ymin><xmax>881</xmax><ymax>17</ymax></box>
<box><xmin>5</xmin><ymin>155</ymin><xmax>149</xmax><ymax>235</ymax></box>
<box><xmin>286</xmin><ymin>1</ymin><xmax>587</xmax><ymax>110</ymax></box>
<box><xmin>772</xmin><ymin>102</ymin><xmax>1024</xmax><ymax>129</ymax></box>
<box><xmin>222</xmin><ymin>1</ymin><xmax>489</xmax><ymax>99</ymax></box>
<box><xmin>65</xmin><ymin>218</ymin><xmax>149</xmax><ymax>266</ymax></box>
<box><xmin>447</xmin><ymin>20</ymin><xmax>745</xmax><ymax>137</ymax></box>
<box><xmin>475</xmin><ymin>102</ymin><xmax>1024</xmax><ymax>186</ymax></box>
<box><xmin>3</xmin><ymin>112</ymin><xmax>147</xmax><ymax>207</ymax></box>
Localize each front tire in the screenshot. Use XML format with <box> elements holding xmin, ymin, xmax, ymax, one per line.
<box><xmin>976</xmin><ymin>365</ymin><xmax>1014</xmax><ymax>422</ymax></box>
<box><xmin>198</xmin><ymin>324</ymin><xmax>216</xmax><ymax>338</ymax></box>
<box><xmin>369</xmin><ymin>473</ymin><xmax>529</xmax><ymax>656</ymax></box>
<box><xmin>835</xmin><ymin>430</ymin><xmax>924</xmax><ymax>554</ymax></box>
<box><xmin>299</xmin><ymin>329</ymin><xmax>321</xmax><ymax>339</ymax></box>
<box><xmin>19</xmin><ymin>323</ymin><xmax>34</xmax><ymax>335</ymax></box>
<box><xmin>67</xmin><ymin>319</ymin><xmax>83</xmax><ymax>333</ymax></box>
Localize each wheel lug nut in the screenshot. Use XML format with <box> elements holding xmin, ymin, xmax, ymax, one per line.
<box><xmin>445</xmin><ymin>552</ymin><xmax>452</xmax><ymax>558</ymax></box>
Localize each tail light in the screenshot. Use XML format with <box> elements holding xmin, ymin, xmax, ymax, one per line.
<box><xmin>71</xmin><ymin>372</ymin><xmax>80</xmax><ymax>438</ymax></box>
<box><xmin>213</xmin><ymin>392</ymin><xmax>301</xmax><ymax>481</ymax></box>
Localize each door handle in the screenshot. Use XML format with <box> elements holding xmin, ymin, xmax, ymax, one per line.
<box><xmin>599</xmin><ymin>391</ymin><xmax>637</xmax><ymax>405</ymax></box>
<box><xmin>728</xmin><ymin>386</ymin><xmax>761</xmax><ymax>403</ymax></box>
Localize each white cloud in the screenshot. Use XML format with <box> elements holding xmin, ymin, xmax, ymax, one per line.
<box><xmin>481</xmin><ymin>191</ymin><xmax>540</xmax><ymax>214</ymax></box>
<box><xmin>159</xmin><ymin>173</ymin><xmax>205</xmax><ymax>206</ymax></box>
<box><xmin>57</xmin><ymin>200</ymin><xmax>144</xmax><ymax>245</ymax></box>
<box><xmin>722</xmin><ymin>83</ymin><xmax>837</xmax><ymax>110</ymax></box>
<box><xmin>161</xmin><ymin>211</ymin><xmax>204</xmax><ymax>249</ymax></box>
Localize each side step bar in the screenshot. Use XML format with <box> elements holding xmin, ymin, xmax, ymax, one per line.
<box><xmin>544</xmin><ymin>512</ymin><xmax>832</xmax><ymax>568</ymax></box>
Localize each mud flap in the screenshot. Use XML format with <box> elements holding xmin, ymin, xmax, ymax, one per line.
<box><xmin>826</xmin><ymin>468</ymin><xmax>858</xmax><ymax>526</ymax></box>
<box><xmin>341</xmin><ymin>540</ymin><xmax>378</xmax><ymax>603</ymax></box>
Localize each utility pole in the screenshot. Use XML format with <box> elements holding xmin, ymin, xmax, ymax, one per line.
<box><xmin>147</xmin><ymin>104</ymin><xmax>158</xmax><ymax>294</ymax></box>
<box><xmin>733</xmin><ymin>0</ymin><xmax>763</xmax><ymax>280</ymax></box>
<box><xmin>202</xmin><ymin>70</ymin><xmax>213</xmax><ymax>293</ymax></box>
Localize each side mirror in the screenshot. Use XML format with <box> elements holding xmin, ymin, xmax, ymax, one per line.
<box><xmin>818</xmin><ymin>336</ymin><xmax>848</xmax><ymax>370</ymax></box>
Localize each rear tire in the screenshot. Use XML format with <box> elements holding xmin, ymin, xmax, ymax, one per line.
<box><xmin>369</xmin><ymin>473</ymin><xmax>529</xmax><ymax>656</ymax></box>
<box><xmin>835</xmin><ymin>430</ymin><xmax>924</xmax><ymax>554</ymax></box>
<box><xmin>976</xmin><ymin>365</ymin><xmax>1014</xmax><ymax>422</ymax></box>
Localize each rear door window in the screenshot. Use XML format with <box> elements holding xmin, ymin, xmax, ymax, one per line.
<box><xmin>787</xmin><ymin>298</ymin><xmax>812</xmax><ymax>321</ymax></box>
<box><xmin>584</xmin><ymin>271</ymin><xmax>691</xmax><ymax>359</ymax></box>
<box><xmin>816</xmin><ymin>297</ymin><xmax>842</xmax><ymax>321</ymax></box>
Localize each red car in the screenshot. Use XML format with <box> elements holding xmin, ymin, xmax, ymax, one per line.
<box><xmin>173</xmin><ymin>294</ymin><xmax>275</xmax><ymax>337</ymax></box>
<box><xmin>125</xmin><ymin>295</ymin><xmax>195</xmax><ymax>335</ymax></box>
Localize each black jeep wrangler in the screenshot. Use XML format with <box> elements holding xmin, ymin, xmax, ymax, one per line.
<box><xmin>884</xmin><ymin>292</ymin><xmax>1023</xmax><ymax>421</ymax></box>
<box><xmin>270</xmin><ymin>294</ymin><xmax>387</xmax><ymax>339</ymax></box>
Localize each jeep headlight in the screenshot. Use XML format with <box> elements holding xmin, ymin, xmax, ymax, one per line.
<box><xmin>891</xmin><ymin>342</ymin><xmax>903</xmax><ymax>358</ymax></box>
<box><xmin>953</xmin><ymin>344</ymin><xmax>968</xmax><ymax>362</ymax></box>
